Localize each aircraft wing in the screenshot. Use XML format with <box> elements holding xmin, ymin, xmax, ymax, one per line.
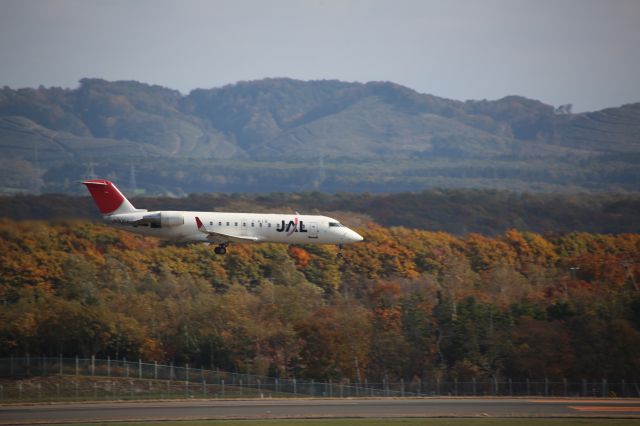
<box><xmin>195</xmin><ymin>217</ymin><xmax>261</xmax><ymax>244</ymax></box>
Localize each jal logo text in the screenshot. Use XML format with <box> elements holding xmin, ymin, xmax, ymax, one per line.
<box><xmin>276</xmin><ymin>219</ymin><xmax>307</xmax><ymax>236</ymax></box>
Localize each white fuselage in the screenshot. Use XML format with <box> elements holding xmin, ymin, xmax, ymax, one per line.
<box><xmin>105</xmin><ymin>211</ymin><xmax>362</xmax><ymax>245</ymax></box>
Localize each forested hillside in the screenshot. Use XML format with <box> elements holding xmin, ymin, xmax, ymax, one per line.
<box><xmin>1</xmin><ymin>78</ymin><xmax>639</xmax><ymax>193</ymax></box>
<box><xmin>2</xmin><ymin>190</ymin><xmax>640</xmax><ymax>236</ymax></box>
<box><xmin>2</xmin><ymin>219</ymin><xmax>639</xmax><ymax>381</ymax></box>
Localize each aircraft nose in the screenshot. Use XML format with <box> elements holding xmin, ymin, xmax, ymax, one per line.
<box><xmin>343</xmin><ymin>229</ymin><xmax>364</xmax><ymax>243</ymax></box>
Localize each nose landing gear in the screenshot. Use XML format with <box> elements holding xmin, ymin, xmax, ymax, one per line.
<box><xmin>214</xmin><ymin>244</ymin><xmax>227</xmax><ymax>255</ymax></box>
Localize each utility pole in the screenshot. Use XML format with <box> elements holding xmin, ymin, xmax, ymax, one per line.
<box><xmin>129</xmin><ymin>163</ymin><xmax>137</xmax><ymax>192</ymax></box>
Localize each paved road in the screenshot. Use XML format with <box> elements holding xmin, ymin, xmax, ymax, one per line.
<box><xmin>2</xmin><ymin>398</ymin><xmax>640</xmax><ymax>424</ymax></box>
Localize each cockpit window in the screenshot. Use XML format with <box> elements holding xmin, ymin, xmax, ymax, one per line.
<box><xmin>329</xmin><ymin>222</ymin><xmax>343</xmax><ymax>227</ymax></box>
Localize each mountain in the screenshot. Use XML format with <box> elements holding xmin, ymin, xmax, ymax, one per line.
<box><xmin>1</xmin><ymin>78</ymin><xmax>639</xmax><ymax>194</ymax></box>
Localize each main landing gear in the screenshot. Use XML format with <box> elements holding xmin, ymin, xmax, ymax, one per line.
<box><xmin>214</xmin><ymin>244</ymin><xmax>227</xmax><ymax>255</ymax></box>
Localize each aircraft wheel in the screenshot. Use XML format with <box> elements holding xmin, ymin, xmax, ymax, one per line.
<box><xmin>214</xmin><ymin>246</ymin><xmax>227</xmax><ymax>255</ymax></box>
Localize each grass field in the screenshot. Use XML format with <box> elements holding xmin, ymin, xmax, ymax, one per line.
<box><xmin>70</xmin><ymin>419</ymin><xmax>640</xmax><ymax>426</ymax></box>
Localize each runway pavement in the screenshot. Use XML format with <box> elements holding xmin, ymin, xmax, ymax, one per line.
<box><xmin>2</xmin><ymin>397</ymin><xmax>640</xmax><ymax>424</ymax></box>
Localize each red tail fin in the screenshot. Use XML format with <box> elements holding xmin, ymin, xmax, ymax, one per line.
<box><xmin>82</xmin><ymin>179</ymin><xmax>136</xmax><ymax>215</ymax></box>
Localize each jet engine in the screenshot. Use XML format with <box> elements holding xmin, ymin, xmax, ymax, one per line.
<box><xmin>142</xmin><ymin>212</ymin><xmax>185</xmax><ymax>228</ymax></box>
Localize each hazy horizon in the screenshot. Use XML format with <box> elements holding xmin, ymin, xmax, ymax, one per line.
<box><xmin>1</xmin><ymin>0</ymin><xmax>640</xmax><ymax>112</ymax></box>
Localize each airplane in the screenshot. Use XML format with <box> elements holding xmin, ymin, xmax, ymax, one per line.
<box><xmin>82</xmin><ymin>179</ymin><xmax>363</xmax><ymax>254</ymax></box>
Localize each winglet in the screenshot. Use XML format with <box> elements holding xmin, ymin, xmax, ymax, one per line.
<box><xmin>195</xmin><ymin>216</ymin><xmax>205</xmax><ymax>232</ymax></box>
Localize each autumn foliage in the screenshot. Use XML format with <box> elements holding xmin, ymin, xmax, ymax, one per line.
<box><xmin>1</xmin><ymin>219</ymin><xmax>640</xmax><ymax>381</ymax></box>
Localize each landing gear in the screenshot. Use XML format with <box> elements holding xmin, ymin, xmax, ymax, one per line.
<box><xmin>214</xmin><ymin>244</ymin><xmax>227</xmax><ymax>255</ymax></box>
<box><xmin>336</xmin><ymin>244</ymin><xmax>344</xmax><ymax>259</ymax></box>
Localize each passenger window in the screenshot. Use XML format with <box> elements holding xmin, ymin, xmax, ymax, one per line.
<box><xmin>268</xmin><ymin>223</ymin><xmax>271</xmax><ymax>228</ymax></box>
<box><xmin>259</xmin><ymin>223</ymin><xmax>262</xmax><ymax>227</ymax></box>
<box><xmin>218</xmin><ymin>221</ymin><xmax>222</xmax><ymax>226</ymax></box>
<box><xmin>209</xmin><ymin>221</ymin><xmax>213</xmax><ymax>226</ymax></box>
<box><xmin>235</xmin><ymin>222</ymin><xmax>238</xmax><ymax>226</ymax></box>
<box><xmin>226</xmin><ymin>222</ymin><xmax>229</xmax><ymax>226</ymax></box>
<box><xmin>251</xmin><ymin>223</ymin><xmax>255</xmax><ymax>227</ymax></box>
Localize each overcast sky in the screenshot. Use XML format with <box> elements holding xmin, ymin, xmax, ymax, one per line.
<box><xmin>1</xmin><ymin>0</ymin><xmax>639</xmax><ymax>112</ymax></box>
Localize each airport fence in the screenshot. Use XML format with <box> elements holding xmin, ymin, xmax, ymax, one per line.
<box><xmin>0</xmin><ymin>356</ymin><xmax>639</xmax><ymax>402</ymax></box>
